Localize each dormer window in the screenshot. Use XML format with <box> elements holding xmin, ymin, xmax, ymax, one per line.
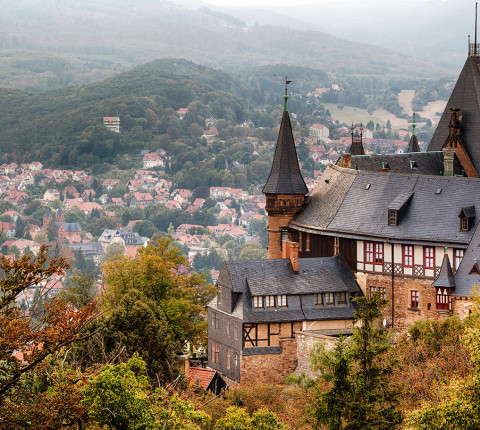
<box><xmin>277</xmin><ymin>295</ymin><xmax>287</xmax><ymax>307</ymax></box>
<box><xmin>337</xmin><ymin>292</ymin><xmax>347</xmax><ymax>305</ymax></box>
<box><xmin>265</xmin><ymin>295</ymin><xmax>275</xmax><ymax>308</ymax></box>
<box><xmin>253</xmin><ymin>296</ymin><xmax>263</xmax><ymax>308</ymax></box>
<box><xmin>388</xmin><ymin>209</ymin><xmax>397</xmax><ymax>226</ymax></box>
<box><xmin>325</xmin><ymin>292</ymin><xmax>335</xmax><ymax>306</ymax></box>
<box><xmin>459</xmin><ymin>206</ymin><xmax>475</xmax><ymax>232</ymax></box>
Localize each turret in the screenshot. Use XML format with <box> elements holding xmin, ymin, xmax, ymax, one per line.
<box><xmin>407</xmin><ymin>113</ymin><xmax>420</xmax><ymax>153</ymax></box>
<box><xmin>348</xmin><ymin>123</ymin><xmax>365</xmax><ymax>155</ymax></box>
<box><xmin>263</xmin><ymin>80</ymin><xmax>308</xmax><ymax>259</ymax></box>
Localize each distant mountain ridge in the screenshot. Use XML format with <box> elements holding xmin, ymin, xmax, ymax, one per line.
<box><xmin>0</xmin><ymin>0</ymin><xmax>452</xmax><ymax>92</ymax></box>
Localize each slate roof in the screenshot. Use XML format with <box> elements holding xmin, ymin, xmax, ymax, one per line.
<box><xmin>68</xmin><ymin>242</ymin><xmax>104</xmax><ymax>255</ymax></box>
<box><xmin>407</xmin><ymin>134</ymin><xmax>420</xmax><ymax>153</ymax></box>
<box><xmin>219</xmin><ymin>255</ymin><xmax>362</xmax><ymax>324</ymax></box>
<box><xmin>432</xmin><ymin>254</ymin><xmax>456</xmax><ymax>289</ymax></box>
<box><xmin>428</xmin><ymin>56</ymin><xmax>480</xmax><ymax>172</ymax></box>
<box><xmin>292</xmin><ymin>164</ymin><xmax>480</xmax><ymax>246</ymax></box>
<box><xmin>56</xmin><ymin>222</ymin><xmax>82</xmax><ymax>232</ymax></box>
<box><xmin>98</xmin><ymin>229</ymin><xmax>148</xmax><ymax>246</ymax></box>
<box><xmin>453</xmin><ymin>222</ymin><xmax>480</xmax><ymax>297</ymax></box>
<box><xmin>263</xmin><ymin>111</ymin><xmax>308</xmax><ymax>195</ymax></box>
<box><xmin>388</xmin><ymin>188</ymin><xmax>414</xmax><ymax>211</ymax></box>
<box><xmin>349</xmin><ymin>137</ymin><xmax>365</xmax><ymax>156</ymax></box>
<box><xmin>346</xmin><ymin>152</ymin><xmax>464</xmax><ymax>176</ymax></box>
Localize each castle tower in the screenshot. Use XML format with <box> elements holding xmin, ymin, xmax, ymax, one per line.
<box><xmin>43</xmin><ymin>208</ymin><xmax>52</xmax><ymax>229</ymax></box>
<box><xmin>263</xmin><ymin>80</ymin><xmax>308</xmax><ymax>259</ymax></box>
<box><xmin>55</xmin><ymin>208</ymin><xmax>65</xmax><ymax>223</ymax></box>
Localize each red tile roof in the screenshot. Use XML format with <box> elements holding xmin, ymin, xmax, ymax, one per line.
<box><xmin>186</xmin><ymin>367</ymin><xmax>216</xmax><ymax>390</ymax></box>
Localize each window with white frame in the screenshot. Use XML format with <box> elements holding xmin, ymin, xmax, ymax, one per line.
<box><xmin>455</xmin><ymin>249</ymin><xmax>464</xmax><ymax>271</ymax></box>
<box><xmin>265</xmin><ymin>295</ymin><xmax>275</xmax><ymax>308</ymax></box>
<box><xmin>253</xmin><ymin>296</ymin><xmax>263</xmax><ymax>308</ymax></box>
<box><xmin>277</xmin><ymin>294</ymin><xmax>287</xmax><ymax>307</ymax></box>
<box><xmin>424</xmin><ymin>246</ymin><xmax>435</xmax><ymax>270</ymax></box>
<box><xmin>403</xmin><ymin>245</ymin><xmax>414</xmax><ymax>267</ymax></box>
<box><xmin>325</xmin><ymin>292</ymin><xmax>335</xmax><ymax>306</ymax></box>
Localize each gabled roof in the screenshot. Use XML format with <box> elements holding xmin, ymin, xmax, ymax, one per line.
<box><xmin>388</xmin><ymin>188</ymin><xmax>414</xmax><ymax>212</ymax></box>
<box><xmin>432</xmin><ymin>254</ymin><xmax>456</xmax><ymax>289</ymax></box>
<box><xmin>459</xmin><ymin>205</ymin><xmax>476</xmax><ymax>219</ymax></box>
<box><xmin>246</xmin><ymin>256</ymin><xmax>359</xmax><ymax>296</ymax></box>
<box><xmin>263</xmin><ymin>111</ymin><xmax>308</xmax><ymax>195</ymax></box>
<box><xmin>219</xmin><ymin>255</ymin><xmax>362</xmax><ymax>324</ymax></box>
<box><xmin>428</xmin><ymin>56</ymin><xmax>480</xmax><ymax>172</ymax></box>
<box><xmin>292</xmin><ymin>164</ymin><xmax>480</xmax><ymax>246</ymax></box>
<box><xmin>186</xmin><ymin>367</ymin><xmax>218</xmax><ymax>390</ymax></box>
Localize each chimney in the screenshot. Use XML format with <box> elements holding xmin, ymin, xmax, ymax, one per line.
<box><xmin>448</xmin><ymin>107</ymin><xmax>461</xmax><ymax>140</ymax></box>
<box><xmin>289</xmin><ymin>241</ymin><xmax>299</xmax><ymax>274</ymax></box>
<box><xmin>339</xmin><ymin>154</ymin><xmax>351</xmax><ymax>168</ymax></box>
<box><xmin>282</xmin><ymin>240</ymin><xmax>299</xmax><ymax>275</ymax></box>
<box><xmin>443</xmin><ymin>147</ymin><xmax>455</xmax><ymax>176</ymax></box>
<box><xmin>380</xmin><ymin>162</ymin><xmax>390</xmax><ymax>173</ymax></box>
<box><xmin>179</xmin><ymin>355</ymin><xmax>190</xmax><ymax>374</ymax></box>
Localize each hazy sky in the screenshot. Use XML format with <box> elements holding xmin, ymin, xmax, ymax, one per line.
<box><xmin>204</xmin><ymin>0</ymin><xmax>323</xmax><ymax>6</ymax></box>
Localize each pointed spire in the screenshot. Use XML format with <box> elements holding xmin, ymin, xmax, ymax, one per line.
<box><xmin>407</xmin><ymin>113</ymin><xmax>420</xmax><ymax>153</ymax></box>
<box><xmin>432</xmin><ymin>253</ymin><xmax>456</xmax><ymax>289</ymax></box>
<box><xmin>263</xmin><ymin>82</ymin><xmax>307</xmax><ymax>195</ymax></box>
<box><xmin>348</xmin><ymin>123</ymin><xmax>365</xmax><ymax>155</ymax></box>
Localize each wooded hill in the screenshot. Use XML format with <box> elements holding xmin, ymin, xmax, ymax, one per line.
<box><xmin>0</xmin><ymin>0</ymin><xmax>452</xmax><ymax>92</ymax></box>
<box><xmin>0</xmin><ymin>59</ymin><xmax>251</xmax><ymax>168</ymax></box>
<box><xmin>0</xmin><ymin>57</ymin><xmax>452</xmax><ymax>171</ymax></box>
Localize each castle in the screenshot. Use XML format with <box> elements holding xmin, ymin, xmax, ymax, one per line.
<box><xmin>207</xmin><ymin>43</ymin><xmax>480</xmax><ymax>385</ymax></box>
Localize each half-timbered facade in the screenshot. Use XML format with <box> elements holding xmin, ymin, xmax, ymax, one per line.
<box><xmin>287</xmin><ymin>163</ymin><xmax>480</xmax><ymax>330</ymax></box>
<box><xmin>207</xmin><ymin>249</ymin><xmax>362</xmax><ymax>384</ymax></box>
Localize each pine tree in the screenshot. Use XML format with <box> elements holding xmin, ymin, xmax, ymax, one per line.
<box><xmin>308</xmin><ymin>294</ymin><xmax>402</xmax><ymax>430</ymax></box>
<box><xmin>346</xmin><ymin>294</ymin><xmax>402</xmax><ymax>430</ymax></box>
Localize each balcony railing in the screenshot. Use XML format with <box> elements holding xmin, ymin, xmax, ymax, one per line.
<box><xmin>469</xmin><ymin>43</ymin><xmax>480</xmax><ymax>56</ymax></box>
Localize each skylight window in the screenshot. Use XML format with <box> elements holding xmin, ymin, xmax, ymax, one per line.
<box><xmin>365</xmin><ymin>183</ymin><xmax>371</xmax><ymax>190</ymax></box>
<box><xmin>435</xmin><ymin>188</ymin><xmax>442</xmax><ymax>195</ymax></box>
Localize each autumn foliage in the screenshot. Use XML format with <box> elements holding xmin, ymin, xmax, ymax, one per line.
<box><xmin>0</xmin><ymin>245</ymin><xmax>97</xmax><ymax>399</ymax></box>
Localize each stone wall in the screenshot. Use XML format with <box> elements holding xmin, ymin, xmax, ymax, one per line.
<box><xmin>363</xmin><ymin>273</ymin><xmax>455</xmax><ymax>332</ymax></box>
<box><xmin>452</xmin><ymin>296</ymin><xmax>473</xmax><ymax>319</ymax></box>
<box><xmin>240</xmin><ymin>338</ymin><xmax>297</xmax><ymax>385</ymax></box>
<box><xmin>295</xmin><ymin>332</ymin><xmax>338</xmax><ymax>379</ymax></box>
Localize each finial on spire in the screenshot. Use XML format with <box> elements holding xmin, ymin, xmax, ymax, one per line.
<box><xmin>476</xmin><ymin>2</ymin><xmax>478</xmax><ymax>56</ymax></box>
<box><xmin>412</xmin><ymin>112</ymin><xmax>416</xmax><ymax>136</ymax></box>
<box><xmin>283</xmin><ymin>77</ymin><xmax>292</xmax><ymax>112</ymax></box>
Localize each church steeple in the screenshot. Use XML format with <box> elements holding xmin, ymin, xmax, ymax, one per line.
<box><xmin>407</xmin><ymin>113</ymin><xmax>420</xmax><ymax>153</ymax></box>
<box><xmin>263</xmin><ymin>80</ymin><xmax>307</xmax><ymax>259</ymax></box>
